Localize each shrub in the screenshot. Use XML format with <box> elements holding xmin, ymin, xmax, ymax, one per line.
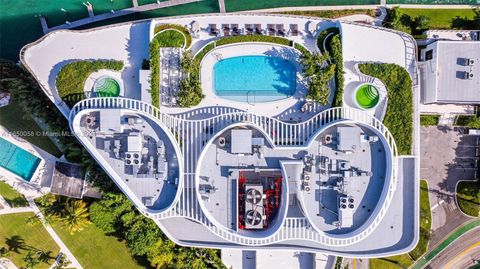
<box><xmin>177</xmin><ymin>51</ymin><xmax>203</xmax><ymax>107</ymax></box>
<box><xmin>150</xmin><ymin>24</ymin><xmax>193</xmax><ymax>107</ymax></box>
<box><xmin>359</xmin><ymin>63</ymin><xmax>413</xmax><ymax>155</ymax></box>
<box><xmin>195</xmin><ymin>35</ymin><xmax>299</xmax><ymax>62</ymax></box>
<box><xmin>56</xmin><ymin>60</ymin><xmax>123</xmax><ymax>107</ymax></box>
<box><xmin>300</xmin><ymin>52</ymin><xmax>335</xmax><ymax>105</ymax></box>
<box><xmin>456</xmin><ymin>181</ymin><xmax>480</xmax><ymax>217</ymax></box>
<box><xmin>317</xmin><ymin>27</ymin><xmax>339</xmax><ymax>53</ymax></box>
<box><xmin>153</xmin><ymin>24</ymin><xmax>192</xmax><ymax>48</ymax></box>
<box><xmin>420</xmin><ymin>114</ymin><xmax>440</xmax><ymax>126</ymax></box>
<box><xmin>330</xmin><ymin>34</ymin><xmax>344</xmax><ymax>107</ymax></box>
<box><xmin>153</xmin><ymin>30</ymin><xmax>185</xmax><ymax>48</ymax></box>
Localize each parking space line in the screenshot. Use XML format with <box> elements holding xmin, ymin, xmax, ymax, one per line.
<box><xmin>431</xmin><ymin>200</ymin><xmax>445</xmax><ymax>211</ymax></box>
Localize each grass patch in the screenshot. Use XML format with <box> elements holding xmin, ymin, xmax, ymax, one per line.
<box><xmin>420</xmin><ymin>114</ymin><xmax>439</xmax><ymax>126</ymax></box>
<box><xmin>370</xmin><ymin>255</ymin><xmax>414</xmax><ymax>269</ymax></box>
<box><xmin>456</xmin><ymin>181</ymin><xmax>480</xmax><ymax>217</ymax></box>
<box><xmin>153</xmin><ymin>24</ymin><xmax>192</xmax><ymax>48</ymax></box>
<box><xmin>330</xmin><ymin>34</ymin><xmax>344</xmax><ymax>107</ymax></box>
<box><xmin>0</xmin><ymin>101</ymin><xmax>62</xmax><ymax>157</ymax></box>
<box><xmin>224</xmin><ymin>0</ymin><xmax>377</xmax><ymax>12</ymax></box>
<box><xmin>48</xmin><ymin>219</ymin><xmax>145</xmax><ymax>269</ymax></box>
<box><xmin>399</xmin><ymin>8</ymin><xmax>478</xmax><ymax>29</ymax></box>
<box><xmin>0</xmin><ymin>181</ymin><xmax>29</xmax><ymax>207</ymax></box>
<box><xmin>409</xmin><ymin>179</ymin><xmax>432</xmax><ymax>260</ymax></box>
<box><xmin>281</xmin><ymin>9</ymin><xmax>376</xmax><ymax>19</ymax></box>
<box><xmin>455</xmin><ymin>115</ymin><xmax>476</xmax><ymax>126</ymax></box>
<box><xmin>358</xmin><ymin>63</ymin><xmax>413</xmax><ymax>155</ymax></box>
<box><xmin>55</xmin><ymin>60</ymin><xmax>123</xmax><ymax>107</ymax></box>
<box><xmin>0</xmin><ymin>212</ymin><xmax>60</xmax><ymax>269</ymax></box>
<box><xmin>153</xmin><ymin>30</ymin><xmax>185</xmax><ymax>47</ymax></box>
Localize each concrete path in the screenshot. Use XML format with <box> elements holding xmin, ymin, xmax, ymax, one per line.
<box><xmin>27</xmin><ymin>198</ymin><xmax>84</xmax><ymax>269</ymax></box>
<box><xmin>219</xmin><ymin>0</ymin><xmax>226</xmax><ymax>13</ymax></box>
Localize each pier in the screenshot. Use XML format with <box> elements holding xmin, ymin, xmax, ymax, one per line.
<box><xmin>40</xmin><ymin>0</ymin><xmax>203</xmax><ymax>34</ymax></box>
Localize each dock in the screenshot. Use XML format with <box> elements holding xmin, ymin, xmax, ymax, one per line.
<box><xmin>40</xmin><ymin>0</ymin><xmax>203</xmax><ymax>34</ymax></box>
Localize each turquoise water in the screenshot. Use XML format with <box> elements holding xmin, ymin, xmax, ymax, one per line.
<box><xmin>213</xmin><ymin>56</ymin><xmax>296</xmax><ymax>103</ymax></box>
<box><xmin>0</xmin><ymin>137</ymin><xmax>41</xmax><ymax>181</ymax></box>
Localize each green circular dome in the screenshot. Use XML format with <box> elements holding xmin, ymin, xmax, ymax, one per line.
<box><xmin>94</xmin><ymin>77</ymin><xmax>120</xmax><ymax>97</ymax></box>
<box><xmin>355</xmin><ymin>84</ymin><xmax>379</xmax><ymax>109</ymax></box>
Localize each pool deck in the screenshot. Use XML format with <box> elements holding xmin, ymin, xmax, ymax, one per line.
<box><xmin>0</xmin><ymin>126</ymin><xmax>56</xmax><ymax>197</ymax></box>
<box><xmin>198</xmin><ymin>43</ymin><xmax>310</xmax><ymax>116</ymax></box>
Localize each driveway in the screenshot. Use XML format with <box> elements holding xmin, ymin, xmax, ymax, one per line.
<box><xmin>420</xmin><ymin>126</ymin><xmax>478</xmax><ymax>248</ymax></box>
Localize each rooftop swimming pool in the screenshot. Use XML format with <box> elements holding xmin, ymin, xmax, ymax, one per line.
<box><xmin>213</xmin><ymin>56</ymin><xmax>296</xmax><ymax>103</ymax></box>
<box><xmin>0</xmin><ymin>137</ymin><xmax>41</xmax><ymax>182</ymax></box>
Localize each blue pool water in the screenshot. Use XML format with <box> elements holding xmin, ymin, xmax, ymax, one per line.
<box><xmin>213</xmin><ymin>56</ymin><xmax>297</xmax><ymax>103</ymax></box>
<box><xmin>0</xmin><ymin>137</ymin><xmax>41</xmax><ymax>182</ymax></box>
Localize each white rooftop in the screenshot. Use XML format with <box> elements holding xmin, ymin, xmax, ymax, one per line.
<box><xmin>423</xmin><ymin>41</ymin><xmax>480</xmax><ymax>103</ymax></box>
<box><xmin>99</xmin><ymin>109</ymin><xmax>122</xmax><ymax>133</ymax></box>
<box><xmin>231</xmin><ymin>129</ymin><xmax>252</xmax><ymax>154</ymax></box>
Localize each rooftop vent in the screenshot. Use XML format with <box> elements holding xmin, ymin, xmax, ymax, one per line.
<box><xmin>465</xmin><ymin>58</ymin><xmax>475</xmax><ymax>66</ymax></box>
<box><xmin>462</xmin><ymin>71</ymin><xmax>475</xmax><ymax>80</ymax></box>
<box><xmin>246</xmin><ymin>210</ymin><xmax>263</xmax><ymax>226</ymax></box>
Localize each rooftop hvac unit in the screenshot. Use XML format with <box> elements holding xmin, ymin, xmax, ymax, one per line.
<box><xmin>246</xmin><ymin>210</ymin><xmax>263</xmax><ymax>226</ymax></box>
<box><xmin>463</xmin><ymin>71</ymin><xmax>474</xmax><ymax>80</ymax></box>
<box><xmin>246</xmin><ymin>189</ymin><xmax>263</xmax><ymax>205</ymax></box>
<box><xmin>466</xmin><ymin>58</ymin><xmax>475</xmax><ymax>66</ymax></box>
<box><xmin>218</xmin><ymin>137</ymin><xmax>226</xmax><ymax>147</ymax></box>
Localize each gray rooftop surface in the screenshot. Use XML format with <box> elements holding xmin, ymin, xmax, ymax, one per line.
<box><xmin>50</xmin><ymin>162</ymin><xmax>85</xmax><ymax>199</ymax></box>
<box><xmin>435</xmin><ymin>41</ymin><xmax>480</xmax><ymax>102</ymax></box>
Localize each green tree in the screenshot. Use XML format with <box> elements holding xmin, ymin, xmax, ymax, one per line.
<box><xmin>22</xmin><ymin>250</ymin><xmax>41</xmax><ymax>269</ymax></box>
<box><xmin>177</xmin><ymin>50</ymin><xmax>203</xmax><ymax>107</ymax></box>
<box><xmin>61</xmin><ymin>199</ymin><xmax>91</xmax><ymax>234</ymax></box>
<box><xmin>300</xmin><ymin>52</ymin><xmax>335</xmax><ymax>105</ymax></box>
<box><xmin>414</xmin><ymin>15</ymin><xmax>430</xmax><ymax>32</ymax></box>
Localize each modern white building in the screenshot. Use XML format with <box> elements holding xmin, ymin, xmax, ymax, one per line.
<box><xmin>420</xmin><ymin>40</ymin><xmax>480</xmax><ymax>104</ymax></box>
<box><xmin>21</xmin><ymin>13</ymin><xmax>419</xmax><ymax>264</ymax></box>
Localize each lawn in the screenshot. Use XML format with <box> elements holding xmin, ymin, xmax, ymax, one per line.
<box><xmin>0</xmin><ymin>212</ymin><xmax>60</xmax><ymax>269</ymax></box>
<box><xmin>399</xmin><ymin>9</ymin><xmax>478</xmax><ymax>29</ymax></box>
<box><xmin>420</xmin><ymin>114</ymin><xmax>439</xmax><ymax>126</ymax></box>
<box><xmin>0</xmin><ymin>101</ymin><xmax>62</xmax><ymax>157</ymax></box>
<box><xmin>281</xmin><ymin>9</ymin><xmax>376</xmax><ymax>19</ymax></box>
<box><xmin>456</xmin><ymin>180</ymin><xmax>480</xmax><ymax>217</ymax></box>
<box><xmin>0</xmin><ymin>181</ymin><xmax>29</xmax><ymax>207</ymax></box>
<box><xmin>49</xmin><ymin>220</ymin><xmax>146</xmax><ymax>269</ymax></box>
<box><xmin>409</xmin><ymin>179</ymin><xmax>432</xmax><ymax>260</ymax></box>
<box><xmin>370</xmin><ymin>254</ymin><xmax>414</xmax><ymax>269</ymax></box>
<box><xmin>224</xmin><ymin>0</ymin><xmax>378</xmax><ymax>12</ymax></box>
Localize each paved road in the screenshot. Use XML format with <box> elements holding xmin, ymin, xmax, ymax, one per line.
<box><xmin>420</xmin><ymin>126</ymin><xmax>477</xmax><ymax>248</ymax></box>
<box><xmin>426</xmin><ymin>226</ymin><xmax>480</xmax><ymax>269</ymax></box>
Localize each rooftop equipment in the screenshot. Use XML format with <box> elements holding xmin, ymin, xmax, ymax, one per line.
<box><xmin>244</xmin><ymin>184</ymin><xmax>265</xmax><ymax>229</ymax></box>
<box><xmin>338</xmin><ymin>195</ymin><xmax>355</xmax><ymax>228</ymax></box>
<box><xmin>231</xmin><ymin>129</ymin><xmax>253</xmax><ymax>154</ymax></box>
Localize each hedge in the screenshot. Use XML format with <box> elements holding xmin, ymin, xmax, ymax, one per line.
<box><xmin>150</xmin><ymin>24</ymin><xmax>192</xmax><ymax>107</ymax></box>
<box><xmin>153</xmin><ymin>24</ymin><xmax>192</xmax><ymax>48</ymax></box>
<box><xmin>330</xmin><ymin>34</ymin><xmax>344</xmax><ymax>107</ymax></box>
<box><xmin>195</xmin><ymin>35</ymin><xmax>308</xmax><ymax>62</ymax></box>
<box><xmin>317</xmin><ymin>27</ymin><xmax>339</xmax><ymax>53</ymax></box>
<box><xmin>359</xmin><ymin>63</ymin><xmax>413</xmax><ymax>155</ymax></box>
<box><xmin>56</xmin><ymin>60</ymin><xmax>123</xmax><ymax>107</ymax></box>
<box><xmin>456</xmin><ymin>181</ymin><xmax>480</xmax><ymax>217</ymax></box>
<box><xmin>420</xmin><ymin>114</ymin><xmax>440</xmax><ymax>126</ymax></box>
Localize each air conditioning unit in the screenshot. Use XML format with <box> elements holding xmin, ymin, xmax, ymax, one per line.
<box><xmin>466</xmin><ymin>58</ymin><xmax>475</xmax><ymax>66</ymax></box>
<box><xmin>463</xmin><ymin>71</ymin><xmax>474</xmax><ymax>80</ymax></box>
<box><xmin>246</xmin><ymin>189</ymin><xmax>262</xmax><ymax>205</ymax></box>
<box><xmin>245</xmin><ymin>210</ymin><xmax>263</xmax><ymax>226</ymax></box>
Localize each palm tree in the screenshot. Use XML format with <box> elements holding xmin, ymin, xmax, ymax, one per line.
<box><xmin>61</xmin><ymin>199</ymin><xmax>91</xmax><ymax>234</ymax></box>
<box><xmin>5</xmin><ymin>235</ymin><xmax>26</xmax><ymax>253</ymax></box>
<box><xmin>22</xmin><ymin>250</ymin><xmax>41</xmax><ymax>269</ymax></box>
<box><xmin>37</xmin><ymin>193</ymin><xmax>57</xmax><ymax>207</ymax></box>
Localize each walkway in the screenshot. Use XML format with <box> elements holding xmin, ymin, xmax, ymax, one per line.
<box><xmin>43</xmin><ymin>0</ymin><xmax>202</xmax><ymax>34</ymax></box>
<box><xmin>0</xmin><ymin>194</ymin><xmax>82</xmax><ymax>268</ymax></box>
<box><xmin>411</xmin><ymin>218</ymin><xmax>480</xmax><ymax>269</ymax></box>
<box><xmin>219</xmin><ymin>0</ymin><xmax>226</xmax><ymax>13</ymax></box>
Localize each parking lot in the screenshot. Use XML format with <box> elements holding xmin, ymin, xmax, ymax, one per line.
<box><xmin>420</xmin><ymin>125</ymin><xmax>478</xmax><ymax>247</ymax></box>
